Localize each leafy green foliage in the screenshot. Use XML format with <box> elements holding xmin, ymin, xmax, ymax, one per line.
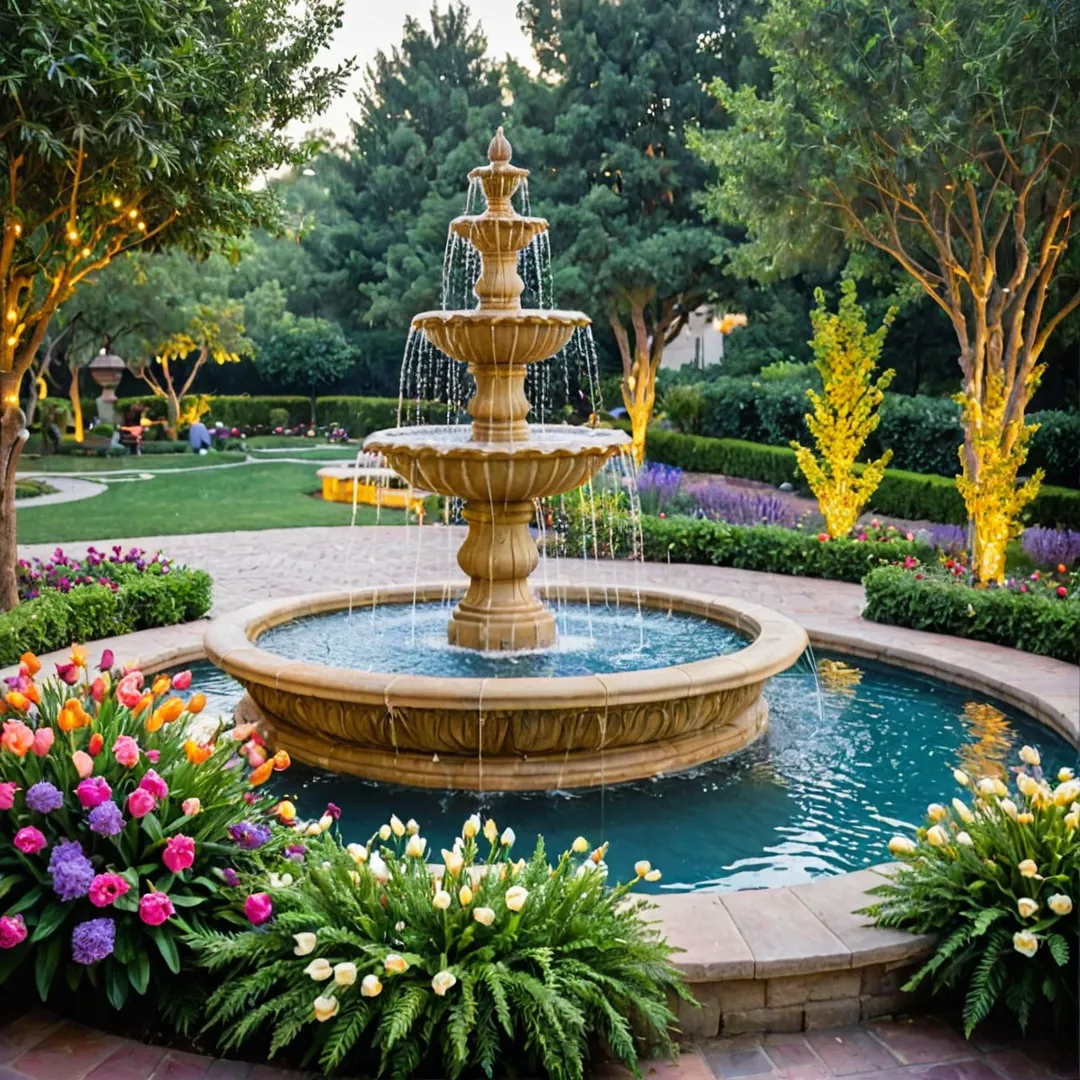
<box><xmin>863</xmin><ymin>566</ymin><xmax>1079</xmax><ymax>662</ymax></box>
<box><xmin>190</xmin><ymin>822</ymin><xmax>691</xmax><ymax>1078</ymax></box>
<box><xmin>0</xmin><ymin>657</ymin><xmax>285</xmax><ymax>1013</ymax></box>
<box><xmin>865</xmin><ymin>750</ymin><xmax>1079</xmax><ymax>1035</ymax></box>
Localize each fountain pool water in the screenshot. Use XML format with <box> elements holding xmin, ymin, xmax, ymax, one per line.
<box><xmin>176</xmin><ymin>654</ymin><xmax>1075</xmax><ymax>892</ymax></box>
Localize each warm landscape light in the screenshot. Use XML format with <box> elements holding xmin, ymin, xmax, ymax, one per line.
<box><xmin>128</xmin><ymin>209</ymin><xmax>138</xmax><ymax>218</ymax></box>
<box><xmin>138</xmin><ymin>221</ymin><xmax>147</xmax><ymax>231</ymax></box>
<box><xmin>112</xmin><ymin>197</ymin><xmax>123</xmax><ymax>208</ymax></box>
<box><xmin>12</xmin><ymin>223</ymin><xmax>21</xmax><ymax>236</ymax></box>
<box><xmin>5</xmin><ymin>310</ymin><xmax>15</xmax><ymax>323</ymax></box>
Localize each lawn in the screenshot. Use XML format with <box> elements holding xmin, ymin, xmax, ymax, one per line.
<box><xmin>20</xmin><ymin>451</ymin><xmax>248</xmax><ymax>473</ymax></box>
<box><xmin>15</xmin><ymin>461</ymin><xmax>406</xmax><ymax>543</ymax></box>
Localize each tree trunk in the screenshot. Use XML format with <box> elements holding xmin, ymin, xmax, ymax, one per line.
<box><xmin>0</xmin><ymin>383</ymin><xmax>27</xmax><ymax>611</ymax></box>
<box><xmin>24</xmin><ymin>376</ymin><xmax>40</xmax><ymax>430</ymax></box>
<box><xmin>310</xmin><ymin>392</ymin><xmax>317</xmax><ymax>427</ymax></box>
<box><xmin>165</xmin><ymin>392</ymin><xmax>180</xmax><ymax>440</ymax></box>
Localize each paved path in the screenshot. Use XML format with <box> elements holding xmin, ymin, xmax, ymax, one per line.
<box><xmin>0</xmin><ymin>1009</ymin><xmax>1074</xmax><ymax>1080</ymax></box>
<box><xmin>13</xmin><ymin>475</ymin><xmax>107</xmax><ymax>508</ymax></box>
<box><xmin>16</xmin><ymin>526</ymin><xmax>1079</xmax><ymax>743</ymax></box>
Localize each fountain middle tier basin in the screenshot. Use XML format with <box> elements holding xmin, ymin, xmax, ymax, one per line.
<box><xmin>363</xmin><ymin>424</ymin><xmax>630</xmax><ymax>501</ymax></box>
<box><xmin>203</xmin><ymin>584</ymin><xmax>809</xmax><ymax>792</ymax></box>
<box><xmin>411</xmin><ymin>309</ymin><xmax>588</xmax><ymax>366</ymax></box>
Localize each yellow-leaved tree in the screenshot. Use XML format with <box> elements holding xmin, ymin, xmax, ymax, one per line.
<box><xmin>792</xmin><ymin>280</ymin><xmax>896</xmax><ymax>537</ymax></box>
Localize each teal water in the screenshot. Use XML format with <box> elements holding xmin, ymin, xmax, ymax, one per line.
<box><xmin>258</xmin><ymin>601</ymin><xmax>747</xmax><ymax>677</ymax></box>
<box><xmin>176</xmin><ymin>655</ymin><xmax>1076</xmax><ymax>892</ymax></box>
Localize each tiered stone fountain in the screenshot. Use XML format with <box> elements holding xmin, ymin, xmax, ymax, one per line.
<box><xmin>205</xmin><ymin>130</ymin><xmax>808</xmax><ymax>791</ymax></box>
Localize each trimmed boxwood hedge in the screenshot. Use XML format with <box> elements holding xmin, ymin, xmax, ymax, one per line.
<box><xmin>640</xmin><ymin>427</ymin><xmax>1080</xmax><ymax>531</ymax></box>
<box><xmin>863</xmin><ymin>566</ymin><xmax>1079</xmax><ymax>662</ymax></box>
<box><xmin>0</xmin><ymin>568</ymin><xmax>212</xmax><ymax>666</ymax></box>
<box><xmin>638</xmin><ymin>515</ymin><xmax>930</xmax><ymax>584</ymax></box>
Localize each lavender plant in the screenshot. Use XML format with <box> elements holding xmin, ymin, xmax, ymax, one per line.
<box><xmin>687</xmin><ymin>482</ymin><xmax>803</xmax><ymax>528</ymax></box>
<box><xmin>1022</xmin><ymin>527</ymin><xmax>1080</xmax><ymax>569</ymax></box>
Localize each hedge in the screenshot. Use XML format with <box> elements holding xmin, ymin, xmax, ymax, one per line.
<box><xmin>606</xmin><ymin>515</ymin><xmax>927</xmax><ymax>584</ymax></box>
<box><xmin>640</xmin><ymin>427</ymin><xmax>1080</xmax><ymax>531</ymax></box>
<box><xmin>0</xmin><ymin>568</ymin><xmax>212</xmax><ymax>666</ymax></box>
<box><xmin>863</xmin><ymin>566</ymin><xmax>1079</xmax><ymax>663</ymax></box>
<box><xmin>682</xmin><ymin>378</ymin><xmax>1079</xmax><ymax>487</ymax></box>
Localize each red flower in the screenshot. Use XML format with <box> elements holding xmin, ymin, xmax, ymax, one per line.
<box><xmin>1057</xmin><ymin>586</ymin><xmax>1068</xmax><ymax>598</ymax></box>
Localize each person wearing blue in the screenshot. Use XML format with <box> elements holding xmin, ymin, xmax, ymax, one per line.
<box><xmin>188</xmin><ymin>419</ymin><xmax>212</xmax><ymax>454</ymax></box>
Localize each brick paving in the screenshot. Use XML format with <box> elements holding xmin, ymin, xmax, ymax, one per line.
<box><xmin>0</xmin><ymin>1011</ymin><xmax>1074</xmax><ymax>1080</ymax></box>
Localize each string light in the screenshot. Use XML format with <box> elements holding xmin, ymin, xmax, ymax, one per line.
<box><xmin>5</xmin><ymin>310</ymin><xmax>15</xmax><ymax>323</ymax></box>
<box><xmin>3</xmin><ymin>392</ymin><xmax>18</xmax><ymax>406</ymax></box>
<box><xmin>128</xmin><ymin>209</ymin><xmax>138</xmax><ymax>219</ymax></box>
<box><xmin>67</xmin><ymin>228</ymin><xmax>79</xmax><ymax>243</ymax></box>
<box><xmin>137</xmin><ymin>221</ymin><xmax>147</xmax><ymax>231</ymax></box>
<box><xmin>81</xmin><ymin>247</ymin><xmax>91</xmax><ymax>258</ymax></box>
<box><xmin>12</xmin><ymin>223</ymin><xmax>21</xmax><ymax>236</ymax></box>
<box><xmin>112</xmin><ymin>197</ymin><xmax>122</xmax><ymax>209</ymax></box>
<box><xmin>6</xmin><ymin>336</ymin><xmax>16</xmax><ymax>347</ymax></box>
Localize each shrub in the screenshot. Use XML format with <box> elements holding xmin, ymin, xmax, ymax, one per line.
<box><xmin>0</xmin><ymin>551</ymin><xmax>212</xmax><ymax>666</ymax></box>
<box><xmin>189</xmin><ymin>818</ymin><xmax>690</xmax><ymax>1079</ymax></box>
<box><xmin>0</xmin><ymin>652</ymin><xmax>288</xmax><ymax>1012</ymax></box>
<box><xmin>268</xmin><ymin>407</ymin><xmax>290</xmax><ymax>429</ymax></box>
<box><xmin>661</xmin><ymin>384</ymin><xmax>705</xmax><ymax>434</ymax></box>
<box><xmin>865</xmin><ymin>748</ymin><xmax>1079</xmax><ymax>1036</ymax></box>
<box><xmin>641</xmin><ymin>429</ymin><xmax>800</xmax><ymax>487</ymax></box>
<box><xmin>1028</xmin><ymin>411</ymin><xmax>1080</xmax><ymax>487</ymax></box>
<box><xmin>862</xmin><ymin>565</ymin><xmax>1079</xmax><ymax>661</ymax></box>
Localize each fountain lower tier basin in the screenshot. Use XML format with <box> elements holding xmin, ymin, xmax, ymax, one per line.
<box><xmin>411</xmin><ymin>309</ymin><xmax>588</xmax><ymax>366</ymax></box>
<box><xmin>363</xmin><ymin>425</ymin><xmax>631</xmax><ymax>501</ymax></box>
<box><xmin>203</xmin><ymin>585</ymin><xmax>809</xmax><ymax>791</ymax></box>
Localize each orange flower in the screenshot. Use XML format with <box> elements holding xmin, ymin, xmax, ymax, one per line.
<box><xmin>145</xmin><ymin>708</ymin><xmax>166</xmax><ymax>733</ymax></box>
<box><xmin>4</xmin><ymin>692</ymin><xmax>30</xmax><ymax>712</ymax></box>
<box><xmin>231</xmin><ymin>723</ymin><xmax>258</xmax><ymax>742</ymax></box>
<box><xmin>88</xmin><ymin>732</ymin><xmax>104</xmax><ymax>756</ymax></box>
<box><xmin>134</xmin><ymin>693</ymin><xmax>153</xmax><ymax>714</ymax></box>
<box><xmin>158</xmin><ymin>697</ymin><xmax>185</xmax><ymax>724</ymax></box>
<box><xmin>20</xmin><ymin>652</ymin><xmax>40</xmax><ymax>675</ymax></box>
<box><xmin>70</xmin><ymin>645</ymin><xmax>88</xmax><ymax>668</ymax></box>
<box><xmin>1</xmin><ymin>719</ymin><xmax>34</xmax><ymax>756</ymax></box>
<box><xmin>22</xmin><ymin>682</ymin><xmax>40</xmax><ymax>706</ymax></box>
<box><xmin>187</xmin><ymin>693</ymin><xmax>206</xmax><ymax>715</ymax></box>
<box><xmin>249</xmin><ymin>759</ymin><xmax>275</xmax><ymax>786</ymax></box>
<box><xmin>58</xmin><ymin>700</ymin><xmax>91</xmax><ymax>732</ymax></box>
<box><xmin>272</xmin><ymin>750</ymin><xmax>291</xmax><ymax>771</ymax></box>
<box><xmin>151</xmin><ymin>675</ymin><xmax>171</xmax><ymax>697</ymax></box>
<box><xmin>184</xmin><ymin>739</ymin><xmax>213</xmax><ymax>765</ymax></box>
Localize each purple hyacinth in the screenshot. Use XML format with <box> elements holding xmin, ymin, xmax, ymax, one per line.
<box><xmin>221</xmin><ymin>868</ymin><xmax>241</xmax><ymax>887</ymax></box>
<box><xmin>26</xmin><ymin>782</ymin><xmax>63</xmax><ymax>814</ymax></box>
<box><xmin>687</xmin><ymin>481</ymin><xmax>802</xmax><ymax>528</ymax></box>
<box><xmin>926</xmin><ymin>522</ymin><xmax>966</xmax><ymax>553</ymax></box>
<box><xmin>48</xmin><ymin>841</ymin><xmax>95</xmax><ymax>901</ymax></box>
<box><xmin>71</xmin><ymin>918</ymin><xmax>116</xmax><ymax>965</ymax></box>
<box><xmin>1022</xmin><ymin>527</ymin><xmax>1080</xmax><ymax>569</ymax></box>
<box><xmin>285</xmin><ymin>844</ymin><xmax>307</xmax><ymax>863</ymax></box>
<box><xmin>227</xmin><ymin>822</ymin><xmax>271</xmax><ymax>850</ymax></box>
<box><xmin>87</xmin><ymin>801</ymin><xmax>125</xmax><ymax>837</ymax></box>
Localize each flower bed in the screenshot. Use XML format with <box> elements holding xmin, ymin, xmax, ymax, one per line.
<box><xmin>868</xmin><ymin>747</ymin><xmax>1078</xmax><ymax>1036</ymax></box>
<box><xmin>0</xmin><ymin>547</ymin><xmax>211</xmax><ymax>666</ymax></box>
<box><xmin>862</xmin><ymin>564</ymin><xmax>1078</xmax><ymax>662</ymax></box>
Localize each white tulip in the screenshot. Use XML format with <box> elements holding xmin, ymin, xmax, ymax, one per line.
<box><xmin>433</xmin><ymin>889</ymin><xmax>452</xmax><ymax>910</ymax></box>
<box><xmin>1012</xmin><ymin>931</ymin><xmax>1038</xmax><ymax>958</ymax></box>
<box><xmin>926</xmin><ymin>824</ymin><xmax>949</xmax><ymax>848</ymax></box>
<box><xmin>1017</xmin><ymin>897</ymin><xmax>1039</xmax><ymax>918</ymax></box>
<box><xmin>369</xmin><ymin>851</ymin><xmax>389</xmax><ymax>884</ymax></box>
<box><xmin>888</xmin><ymin>836</ymin><xmax>917</xmax><ymax>856</ymax></box>
<box><xmin>953</xmin><ymin>769</ymin><xmax>970</xmax><ymax>787</ymax></box>
<box><xmin>1018</xmin><ymin>859</ymin><xmax>1040</xmax><ymax>878</ymax></box>
<box><xmin>1054</xmin><ymin>780</ymin><xmax>1080</xmax><ymax>807</ymax></box>
<box><xmin>318</xmin><ymin>814</ymin><xmax>333</xmax><ymax>831</ymax></box>
<box><xmin>951</xmin><ymin>798</ymin><xmax>974</xmax><ymax>824</ymax></box>
<box><xmin>390</xmin><ymin>815</ymin><xmax>405</xmax><ymax>837</ymax></box>
<box><xmin>313</xmin><ymin>995</ymin><xmax>339</xmax><ymax>1022</ymax></box>
<box><xmin>347</xmin><ymin>843</ymin><xmax>368</xmax><ymax>863</ymax></box>
<box><xmin>361</xmin><ymin>974</ymin><xmax>383</xmax><ymax>997</ymax></box>
<box><xmin>442</xmin><ymin>848</ymin><xmax>464</xmax><ymax>876</ymax></box>
<box><xmin>1058</xmin><ymin>768</ymin><xmax>1075</xmax><ymax>783</ymax></box>
<box><xmin>1048</xmin><ymin>894</ymin><xmax>1073</xmax><ymax>916</ymax></box>
<box><xmin>304</xmin><ymin>958</ymin><xmax>333</xmax><ymax>982</ymax></box>
<box><xmin>644</xmin><ymin>869</ymin><xmax>662</xmax><ymax>882</ymax></box>
<box><xmin>378</xmin><ymin>824</ymin><xmax>392</xmax><ymax>841</ymax></box>
<box><xmin>463</xmin><ymin>814</ymin><xmax>481</xmax><ymax>838</ymax></box>
<box><xmin>269</xmin><ymin>872</ymin><xmax>293</xmax><ymax>889</ymax></box>
<box><xmin>926</xmin><ymin>803</ymin><xmax>948</xmax><ymax>822</ymax></box>
<box><xmin>405</xmin><ymin>818</ymin><xmax>420</xmax><ymax>835</ymax></box>
<box><xmin>333</xmin><ymin>962</ymin><xmax>357</xmax><ymax>986</ymax></box>
<box><xmin>405</xmin><ymin>834</ymin><xmax>427</xmax><ymax>858</ymax></box>
<box><xmin>293</xmin><ymin>932</ymin><xmax>317</xmax><ymax>957</ymax></box>
<box><xmin>634</xmin><ymin>860</ymin><xmax>651</xmax><ymax>878</ymax></box>
<box><xmin>473</xmin><ymin>906</ymin><xmax>495</xmax><ymax>926</ymax></box>
<box><xmin>384</xmin><ymin>953</ymin><xmax>409</xmax><ymax>974</ymax></box>
<box><xmin>955</xmin><ymin>831</ymin><xmax>973</xmax><ymax>847</ymax></box>
<box><xmin>304</xmin><ymin>822</ymin><xmax>322</xmax><ymax>836</ymax></box>
<box><xmin>1000</xmin><ymin>798</ymin><xmax>1019</xmax><ymax>820</ymax></box>
<box><xmin>571</xmin><ymin>836</ymin><xmax>589</xmax><ymax>854</ymax></box>
<box><xmin>976</xmin><ymin>779</ymin><xmax>998</xmax><ymax>797</ymax></box>
<box><xmin>504</xmin><ymin>885</ymin><xmax>528</xmax><ymax>912</ymax></box>
<box><xmin>500</xmin><ymin>827</ymin><xmax>515</xmax><ymax>847</ymax></box>
<box><xmin>1019</xmin><ymin>745</ymin><xmax>1041</xmax><ymax>767</ymax></box>
<box><xmin>432</xmin><ymin>970</ymin><xmax>457</xmax><ymax>996</ymax></box>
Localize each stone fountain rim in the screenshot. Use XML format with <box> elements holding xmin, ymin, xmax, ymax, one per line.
<box><xmin>363</xmin><ymin>424</ymin><xmax>631</xmax><ymax>460</ymax></box>
<box><xmin>202</xmin><ymin>583</ymin><xmax>809</xmax><ymax>711</ymax></box>
<box><xmin>410</xmin><ymin>308</ymin><xmax>591</xmax><ymax>330</ymax></box>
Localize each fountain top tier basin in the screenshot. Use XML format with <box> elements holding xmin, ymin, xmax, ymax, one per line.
<box><xmin>410</xmin><ymin>308</ymin><xmax>589</xmax><ymax>367</ymax></box>
<box><xmin>204</xmin><ymin>584</ymin><xmax>809</xmax><ymax>792</ymax></box>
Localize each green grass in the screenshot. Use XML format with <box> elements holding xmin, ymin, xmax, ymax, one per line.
<box><xmin>19</xmin><ymin>451</ymin><xmax>248</xmax><ymax>473</ymax></box>
<box><xmin>14</xmin><ymin>478</ymin><xmax>58</xmax><ymax>499</ymax></box>
<box><xmin>246</xmin><ymin>446</ymin><xmax>360</xmax><ymax>461</ymax></box>
<box><xmin>243</xmin><ymin>435</ymin><xmax>336</xmax><ymax>449</ymax></box>
<box><xmin>15</xmin><ymin>461</ymin><xmax>406</xmax><ymax>543</ymax></box>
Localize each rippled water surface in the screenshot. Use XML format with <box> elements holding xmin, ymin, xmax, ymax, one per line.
<box><xmin>177</xmin><ymin>653</ymin><xmax>1076</xmax><ymax>892</ymax></box>
<box><xmin>258</xmin><ymin>601</ymin><xmax>747</xmax><ymax>678</ymax></box>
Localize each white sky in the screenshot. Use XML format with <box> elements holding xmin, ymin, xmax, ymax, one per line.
<box><xmin>306</xmin><ymin>0</ymin><xmax>535</xmax><ymax>142</ymax></box>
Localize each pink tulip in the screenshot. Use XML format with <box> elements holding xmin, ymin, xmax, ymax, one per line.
<box><xmin>14</xmin><ymin>826</ymin><xmax>47</xmax><ymax>854</ymax></box>
<box><xmin>139</xmin><ymin>769</ymin><xmax>168</xmax><ymax>801</ymax></box>
<box><xmin>55</xmin><ymin>662</ymin><xmax>80</xmax><ymax>685</ymax></box>
<box><xmin>112</xmin><ymin>735</ymin><xmax>140</xmax><ymax>768</ymax></box>
<box><xmin>115</xmin><ymin>672</ymin><xmax>144</xmax><ymax>709</ymax></box>
<box><xmin>90</xmin><ymin>677</ymin><xmax>106</xmax><ymax>703</ymax></box>
<box><xmin>171</xmin><ymin>670</ymin><xmax>192</xmax><ymax>691</ymax></box>
<box><xmin>126</xmin><ymin>788</ymin><xmax>156</xmax><ymax>819</ymax></box>
<box><xmin>0</xmin><ymin>914</ymin><xmax>27</xmax><ymax>949</ymax></box>
<box><xmin>30</xmin><ymin>727</ymin><xmax>54</xmax><ymax>757</ymax></box>
<box><xmin>244</xmin><ymin>893</ymin><xmax>273</xmax><ymax>925</ymax></box>
<box><xmin>162</xmin><ymin>835</ymin><xmax>196</xmax><ymax>873</ymax></box>
<box><xmin>76</xmin><ymin>777</ymin><xmax>112</xmax><ymax>809</ymax></box>
<box><xmin>0</xmin><ymin>781</ymin><xmax>18</xmax><ymax>810</ymax></box>
<box><xmin>72</xmin><ymin>750</ymin><xmax>94</xmax><ymax>779</ymax></box>
<box><xmin>181</xmin><ymin>798</ymin><xmax>201</xmax><ymax>817</ymax></box>
<box><xmin>145</xmin><ymin>749</ymin><xmax>160</xmax><ymax>764</ymax></box>
<box><xmin>88</xmin><ymin>873</ymin><xmax>130</xmax><ymax>908</ymax></box>
<box><xmin>138</xmin><ymin>891</ymin><xmax>174</xmax><ymax>926</ymax></box>
<box><xmin>98</xmin><ymin>649</ymin><xmax>115</xmax><ymax>672</ymax></box>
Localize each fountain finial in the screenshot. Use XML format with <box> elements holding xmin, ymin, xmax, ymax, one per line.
<box><xmin>488</xmin><ymin>127</ymin><xmax>512</xmax><ymax>164</ymax></box>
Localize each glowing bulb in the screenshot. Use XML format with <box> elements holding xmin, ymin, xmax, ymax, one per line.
<box><xmin>3</xmin><ymin>392</ymin><xmax>18</xmax><ymax>405</ymax></box>
<box><xmin>80</xmin><ymin>247</ymin><xmax>91</xmax><ymax>258</ymax></box>
<box><xmin>112</xmin><ymin>197</ymin><xmax>122</xmax><ymax>209</ymax></box>
<box><xmin>5</xmin><ymin>310</ymin><xmax>15</xmax><ymax>323</ymax></box>
<box><xmin>6</xmin><ymin>335</ymin><xmax>16</xmax><ymax>347</ymax></box>
<box><xmin>128</xmin><ymin>209</ymin><xmax>138</xmax><ymax>219</ymax></box>
<box><xmin>137</xmin><ymin>221</ymin><xmax>146</xmax><ymax>231</ymax></box>
<box><xmin>12</xmin><ymin>223</ymin><xmax>21</xmax><ymax>236</ymax></box>
<box><xmin>67</xmin><ymin>229</ymin><xmax>79</xmax><ymax>243</ymax></box>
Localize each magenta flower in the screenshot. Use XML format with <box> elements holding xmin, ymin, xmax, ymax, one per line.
<box><xmin>162</xmin><ymin>835</ymin><xmax>196</xmax><ymax>873</ymax></box>
<box><xmin>0</xmin><ymin>781</ymin><xmax>18</xmax><ymax>810</ymax></box>
<box><xmin>98</xmin><ymin>649</ymin><xmax>115</xmax><ymax>672</ymax></box>
<box><xmin>171</xmin><ymin>670</ymin><xmax>192</xmax><ymax>691</ymax></box>
<box><xmin>244</xmin><ymin>893</ymin><xmax>273</xmax><ymax>925</ymax></box>
<box><xmin>14</xmin><ymin>826</ymin><xmax>47</xmax><ymax>854</ymax></box>
<box><xmin>126</xmin><ymin>788</ymin><xmax>156</xmax><ymax>819</ymax></box>
<box><xmin>88</xmin><ymin>873</ymin><xmax>131</xmax><ymax>908</ymax></box>
<box><xmin>76</xmin><ymin>777</ymin><xmax>112</xmax><ymax>809</ymax></box>
<box><xmin>30</xmin><ymin>728</ymin><xmax>54</xmax><ymax>757</ymax></box>
<box><xmin>55</xmin><ymin>662</ymin><xmax>80</xmax><ymax>685</ymax></box>
<box><xmin>139</xmin><ymin>770</ymin><xmax>168</xmax><ymax>801</ymax></box>
<box><xmin>145</xmin><ymin>749</ymin><xmax>160</xmax><ymax>764</ymax></box>
<box><xmin>138</xmin><ymin>891</ymin><xmax>174</xmax><ymax>926</ymax></box>
<box><xmin>0</xmin><ymin>914</ymin><xmax>27</xmax><ymax>949</ymax></box>
<box><xmin>112</xmin><ymin>735</ymin><xmax>140</xmax><ymax>768</ymax></box>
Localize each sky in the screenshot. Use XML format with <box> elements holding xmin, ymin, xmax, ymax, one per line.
<box><xmin>304</xmin><ymin>0</ymin><xmax>535</xmax><ymax>143</ymax></box>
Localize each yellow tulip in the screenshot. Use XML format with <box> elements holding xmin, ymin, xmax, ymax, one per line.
<box><xmin>1012</xmin><ymin>931</ymin><xmax>1038</xmax><ymax>958</ymax></box>
<box><xmin>1048</xmin><ymin>894</ymin><xmax>1073</xmax><ymax>916</ymax></box>
<box><xmin>926</xmin><ymin>825</ymin><xmax>949</xmax><ymax>848</ymax></box>
<box><xmin>926</xmin><ymin>803</ymin><xmax>948</xmax><ymax>822</ymax></box>
<box><xmin>313</xmin><ymin>995</ymin><xmax>339</xmax><ymax>1022</ymax></box>
<box><xmin>1017</xmin><ymin>897</ymin><xmax>1039</xmax><ymax>918</ymax></box>
<box><xmin>333</xmin><ymin>962</ymin><xmax>357</xmax><ymax>987</ymax></box>
<box><xmin>1018</xmin><ymin>745</ymin><xmax>1041</xmax><ymax>767</ymax></box>
<box><xmin>384</xmin><ymin>954</ymin><xmax>409</xmax><ymax>974</ymax></box>
<box><xmin>361</xmin><ymin>974</ymin><xmax>383</xmax><ymax>998</ymax></box>
<box><xmin>1018</xmin><ymin>859</ymin><xmax>1040</xmax><ymax>878</ymax></box>
<box><xmin>571</xmin><ymin>836</ymin><xmax>589</xmax><ymax>854</ymax></box>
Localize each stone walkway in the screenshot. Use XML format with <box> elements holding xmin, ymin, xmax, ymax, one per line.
<box><xmin>13</xmin><ymin>474</ymin><xmax>107</xmax><ymax>508</ymax></box>
<box><xmin>0</xmin><ymin>1010</ymin><xmax>1074</xmax><ymax>1080</ymax></box>
<box><xmin>16</xmin><ymin>526</ymin><xmax>1078</xmax><ymax>742</ymax></box>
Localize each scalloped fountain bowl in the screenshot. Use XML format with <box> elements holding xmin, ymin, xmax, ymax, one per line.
<box><xmin>203</xmin><ymin>584</ymin><xmax>809</xmax><ymax>792</ymax></box>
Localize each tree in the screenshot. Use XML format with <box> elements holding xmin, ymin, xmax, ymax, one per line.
<box><xmin>693</xmin><ymin>0</ymin><xmax>1080</xmax><ymax>581</ymax></box>
<box><xmin>792</xmin><ymin>280</ymin><xmax>896</xmax><ymax>537</ymax></box>
<box><xmin>0</xmin><ymin>0</ymin><xmax>352</xmax><ymax>609</ymax></box>
<box><xmin>509</xmin><ymin>0</ymin><xmax>755</xmax><ymax>463</ymax></box>
<box><xmin>250</xmin><ymin>302</ymin><xmax>356</xmax><ymax>424</ymax></box>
